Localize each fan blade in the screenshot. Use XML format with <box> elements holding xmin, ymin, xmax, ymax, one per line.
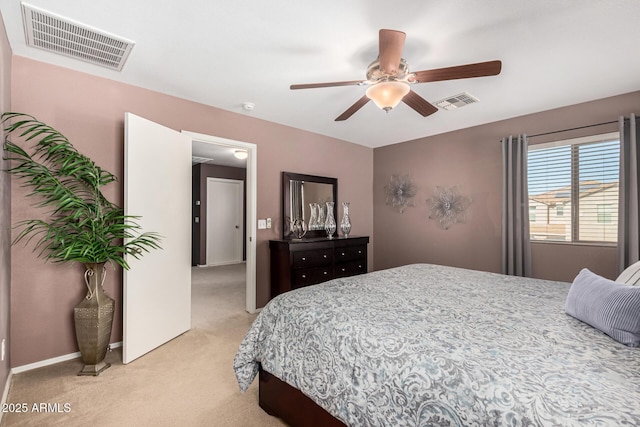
<box><xmin>378</xmin><ymin>29</ymin><xmax>406</xmax><ymax>75</ymax></box>
<box><xmin>335</xmin><ymin>96</ymin><xmax>370</xmax><ymax>121</ymax></box>
<box><xmin>412</xmin><ymin>60</ymin><xmax>502</xmax><ymax>83</ymax></box>
<box><xmin>290</xmin><ymin>80</ymin><xmax>365</xmax><ymax>90</ymax></box>
<box><xmin>402</xmin><ymin>90</ymin><xmax>438</xmax><ymax>117</ymax></box>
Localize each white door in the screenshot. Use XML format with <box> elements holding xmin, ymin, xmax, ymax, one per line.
<box><xmin>206</xmin><ymin>178</ymin><xmax>243</xmax><ymax>266</ymax></box>
<box><xmin>123</xmin><ymin>113</ymin><xmax>192</xmax><ymax>364</ymax></box>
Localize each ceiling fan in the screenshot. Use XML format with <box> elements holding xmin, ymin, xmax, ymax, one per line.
<box><xmin>290</xmin><ymin>29</ymin><xmax>502</xmax><ymax>121</ymax></box>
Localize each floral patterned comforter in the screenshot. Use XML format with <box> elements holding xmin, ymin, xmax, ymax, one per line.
<box><xmin>233</xmin><ymin>264</ymin><xmax>640</xmax><ymax>426</ymax></box>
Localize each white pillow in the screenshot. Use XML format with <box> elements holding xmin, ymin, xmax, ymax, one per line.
<box><xmin>616</xmin><ymin>260</ymin><xmax>640</xmax><ymax>286</ymax></box>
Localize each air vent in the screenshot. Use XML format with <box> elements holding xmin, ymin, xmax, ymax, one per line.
<box><xmin>192</xmin><ymin>156</ymin><xmax>214</xmax><ymax>164</ymax></box>
<box><xmin>21</xmin><ymin>2</ymin><xmax>134</xmax><ymax>71</ymax></box>
<box><xmin>435</xmin><ymin>92</ymin><xmax>479</xmax><ymax>111</ymax></box>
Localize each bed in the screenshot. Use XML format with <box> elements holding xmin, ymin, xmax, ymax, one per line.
<box><xmin>233</xmin><ymin>263</ymin><xmax>640</xmax><ymax>426</ymax></box>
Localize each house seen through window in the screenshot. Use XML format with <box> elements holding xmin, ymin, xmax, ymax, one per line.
<box><xmin>527</xmin><ymin>132</ymin><xmax>620</xmax><ymax>243</ymax></box>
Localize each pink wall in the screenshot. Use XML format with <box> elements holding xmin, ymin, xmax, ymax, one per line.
<box><xmin>374</xmin><ymin>91</ymin><xmax>640</xmax><ymax>282</ymax></box>
<box><xmin>10</xmin><ymin>56</ymin><xmax>373</xmax><ymax>367</ymax></box>
<box><xmin>9</xmin><ymin>52</ymin><xmax>639</xmax><ymax>369</ymax></box>
<box><xmin>0</xmin><ymin>11</ymin><xmax>12</xmax><ymax>395</ymax></box>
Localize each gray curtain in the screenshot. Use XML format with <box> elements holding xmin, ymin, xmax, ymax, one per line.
<box><xmin>618</xmin><ymin>114</ymin><xmax>640</xmax><ymax>272</ymax></box>
<box><xmin>501</xmin><ymin>135</ymin><xmax>531</xmax><ymax>276</ymax></box>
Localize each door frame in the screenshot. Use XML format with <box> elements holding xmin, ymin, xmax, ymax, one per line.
<box><xmin>205</xmin><ymin>177</ymin><xmax>244</xmax><ymax>267</ymax></box>
<box><xmin>183</xmin><ymin>131</ymin><xmax>258</xmax><ymax>314</ymax></box>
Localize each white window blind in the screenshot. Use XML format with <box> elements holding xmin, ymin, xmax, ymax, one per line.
<box><xmin>528</xmin><ymin>132</ymin><xmax>620</xmax><ymax>243</ymax></box>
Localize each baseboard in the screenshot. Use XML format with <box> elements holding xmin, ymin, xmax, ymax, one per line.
<box><xmin>12</xmin><ymin>341</ymin><xmax>123</xmax><ymax>374</ymax></box>
<box><xmin>197</xmin><ymin>260</ymin><xmax>246</xmax><ymax>268</ymax></box>
<box><xmin>0</xmin><ymin>370</ymin><xmax>13</xmax><ymax>424</ymax></box>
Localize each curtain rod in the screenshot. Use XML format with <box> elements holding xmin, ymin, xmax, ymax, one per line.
<box><xmin>527</xmin><ymin>119</ymin><xmax>617</xmax><ymax>139</ymax></box>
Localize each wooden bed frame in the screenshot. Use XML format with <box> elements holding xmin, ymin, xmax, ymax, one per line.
<box><xmin>259</xmin><ymin>367</ymin><xmax>346</xmax><ymax>427</ymax></box>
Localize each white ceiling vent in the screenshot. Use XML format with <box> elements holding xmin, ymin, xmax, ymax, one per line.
<box><xmin>192</xmin><ymin>156</ymin><xmax>214</xmax><ymax>164</ymax></box>
<box><xmin>435</xmin><ymin>92</ymin><xmax>479</xmax><ymax>111</ymax></box>
<box><xmin>21</xmin><ymin>2</ymin><xmax>134</xmax><ymax>71</ymax></box>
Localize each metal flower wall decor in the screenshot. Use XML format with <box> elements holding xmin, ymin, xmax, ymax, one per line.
<box><xmin>384</xmin><ymin>174</ymin><xmax>417</xmax><ymax>213</ymax></box>
<box><xmin>427</xmin><ymin>186</ymin><xmax>471</xmax><ymax>230</ymax></box>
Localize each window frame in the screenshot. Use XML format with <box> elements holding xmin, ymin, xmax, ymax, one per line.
<box><xmin>527</xmin><ymin>132</ymin><xmax>619</xmax><ymax>246</ymax></box>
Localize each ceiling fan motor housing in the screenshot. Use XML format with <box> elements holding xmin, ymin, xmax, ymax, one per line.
<box><xmin>367</xmin><ymin>58</ymin><xmax>410</xmax><ymax>82</ymax></box>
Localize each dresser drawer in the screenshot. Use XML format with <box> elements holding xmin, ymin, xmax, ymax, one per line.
<box><xmin>270</xmin><ymin>236</ymin><xmax>369</xmax><ymax>299</ymax></box>
<box><xmin>293</xmin><ymin>249</ymin><xmax>333</xmax><ymax>268</ymax></box>
<box><xmin>293</xmin><ymin>267</ymin><xmax>334</xmax><ymax>288</ymax></box>
<box><xmin>335</xmin><ymin>260</ymin><xmax>367</xmax><ymax>278</ymax></box>
<box><xmin>334</xmin><ymin>245</ymin><xmax>367</xmax><ymax>262</ymax></box>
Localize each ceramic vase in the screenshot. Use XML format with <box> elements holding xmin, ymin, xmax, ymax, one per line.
<box><xmin>73</xmin><ymin>262</ymin><xmax>114</xmax><ymax>376</ymax></box>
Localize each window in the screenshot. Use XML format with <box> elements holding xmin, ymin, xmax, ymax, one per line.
<box><xmin>527</xmin><ymin>132</ymin><xmax>619</xmax><ymax>243</ymax></box>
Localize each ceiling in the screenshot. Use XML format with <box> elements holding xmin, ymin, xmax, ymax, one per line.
<box><xmin>2</xmin><ymin>1</ymin><xmax>640</xmax><ymax>149</ymax></box>
<box><xmin>191</xmin><ymin>141</ymin><xmax>246</xmax><ymax>168</ymax></box>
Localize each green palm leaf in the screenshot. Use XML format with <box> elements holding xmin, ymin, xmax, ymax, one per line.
<box><xmin>2</xmin><ymin>112</ymin><xmax>162</xmax><ymax>270</ymax></box>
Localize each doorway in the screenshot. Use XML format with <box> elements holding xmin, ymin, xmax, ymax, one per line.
<box><xmin>184</xmin><ymin>131</ymin><xmax>257</xmax><ymax>314</ymax></box>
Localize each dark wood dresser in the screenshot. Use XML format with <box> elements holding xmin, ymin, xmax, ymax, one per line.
<box><xmin>269</xmin><ymin>236</ymin><xmax>369</xmax><ymax>299</ymax></box>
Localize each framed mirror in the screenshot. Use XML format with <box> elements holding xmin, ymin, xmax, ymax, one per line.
<box><xmin>282</xmin><ymin>172</ymin><xmax>338</xmax><ymax>239</ymax></box>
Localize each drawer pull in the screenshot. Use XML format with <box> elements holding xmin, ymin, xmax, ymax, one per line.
<box><xmin>358</xmin><ymin>250</ymin><xmax>362</xmax><ymax>254</ymax></box>
<box><xmin>301</xmin><ymin>274</ymin><xmax>306</xmax><ymax>278</ymax></box>
<box><xmin>358</xmin><ymin>265</ymin><xmax>362</xmax><ymax>268</ymax></box>
<box><xmin>341</xmin><ymin>268</ymin><xmax>346</xmax><ymax>272</ymax></box>
<box><xmin>302</xmin><ymin>257</ymin><xmax>306</xmax><ymax>261</ymax></box>
<box><xmin>323</xmin><ymin>254</ymin><xmax>327</xmax><ymax>258</ymax></box>
<box><xmin>323</xmin><ymin>271</ymin><xmax>328</xmax><ymax>275</ymax></box>
<box><xmin>341</xmin><ymin>252</ymin><xmax>345</xmax><ymax>256</ymax></box>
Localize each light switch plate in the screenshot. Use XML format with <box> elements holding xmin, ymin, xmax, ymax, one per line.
<box><xmin>266</xmin><ymin>218</ymin><xmax>272</xmax><ymax>228</ymax></box>
<box><xmin>258</xmin><ymin>219</ymin><xmax>267</xmax><ymax>229</ymax></box>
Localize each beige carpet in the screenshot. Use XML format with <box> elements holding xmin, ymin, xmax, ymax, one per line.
<box><xmin>1</xmin><ymin>264</ymin><xmax>286</xmax><ymax>427</ymax></box>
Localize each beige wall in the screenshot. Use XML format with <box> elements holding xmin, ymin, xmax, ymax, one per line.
<box><xmin>10</xmin><ymin>56</ymin><xmax>374</xmax><ymax>367</ymax></box>
<box><xmin>0</xmin><ymin>11</ymin><xmax>12</xmax><ymax>396</ymax></box>
<box><xmin>374</xmin><ymin>91</ymin><xmax>640</xmax><ymax>282</ymax></box>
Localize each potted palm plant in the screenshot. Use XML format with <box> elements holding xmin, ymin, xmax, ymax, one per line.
<box><xmin>2</xmin><ymin>112</ymin><xmax>162</xmax><ymax>375</ymax></box>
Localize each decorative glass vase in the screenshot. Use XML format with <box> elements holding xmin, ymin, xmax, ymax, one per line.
<box><xmin>317</xmin><ymin>203</ymin><xmax>326</xmax><ymax>231</ymax></box>
<box><xmin>324</xmin><ymin>201</ymin><xmax>336</xmax><ymax>239</ymax></box>
<box><xmin>308</xmin><ymin>203</ymin><xmax>318</xmax><ymax>230</ymax></box>
<box><xmin>340</xmin><ymin>202</ymin><xmax>351</xmax><ymax>237</ymax></box>
<box><xmin>309</xmin><ymin>203</ymin><xmax>324</xmax><ymax>230</ymax></box>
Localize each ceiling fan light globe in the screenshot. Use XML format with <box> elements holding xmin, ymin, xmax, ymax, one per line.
<box><xmin>365</xmin><ymin>81</ymin><xmax>410</xmax><ymax>111</ymax></box>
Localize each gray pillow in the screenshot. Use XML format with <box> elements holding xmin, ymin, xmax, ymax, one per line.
<box><xmin>616</xmin><ymin>260</ymin><xmax>640</xmax><ymax>286</ymax></box>
<box><xmin>565</xmin><ymin>268</ymin><xmax>640</xmax><ymax>347</ymax></box>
